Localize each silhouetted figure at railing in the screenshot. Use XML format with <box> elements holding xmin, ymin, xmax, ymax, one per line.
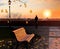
<box><xmin>34</xmin><ymin>15</ymin><xmax>38</xmax><ymax>29</ymax></box>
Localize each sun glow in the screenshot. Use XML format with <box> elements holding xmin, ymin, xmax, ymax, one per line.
<box><xmin>43</xmin><ymin>10</ymin><xmax>52</xmax><ymax>18</ymax></box>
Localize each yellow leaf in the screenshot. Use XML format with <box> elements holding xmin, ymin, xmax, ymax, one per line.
<box><xmin>20</xmin><ymin>5</ymin><xmax>22</xmax><ymax>7</ymax></box>
<box><xmin>24</xmin><ymin>3</ymin><xmax>27</xmax><ymax>8</ymax></box>
<box><xmin>30</xmin><ymin>10</ymin><xmax>32</xmax><ymax>13</ymax></box>
<box><xmin>1</xmin><ymin>9</ymin><xmax>3</xmax><ymax>13</ymax></box>
<box><xmin>5</xmin><ymin>9</ymin><xmax>8</xmax><ymax>13</ymax></box>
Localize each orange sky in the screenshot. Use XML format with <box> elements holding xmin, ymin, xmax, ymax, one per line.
<box><xmin>0</xmin><ymin>0</ymin><xmax>60</xmax><ymax>19</ymax></box>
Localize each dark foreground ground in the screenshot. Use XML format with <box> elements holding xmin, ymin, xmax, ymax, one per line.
<box><xmin>0</xmin><ymin>19</ymin><xmax>60</xmax><ymax>49</ymax></box>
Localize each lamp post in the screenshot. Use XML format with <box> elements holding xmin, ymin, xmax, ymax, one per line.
<box><xmin>8</xmin><ymin>0</ymin><xmax>11</xmax><ymax>19</ymax></box>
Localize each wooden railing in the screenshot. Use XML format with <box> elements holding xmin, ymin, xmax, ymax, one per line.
<box><xmin>0</xmin><ymin>19</ymin><xmax>60</xmax><ymax>26</ymax></box>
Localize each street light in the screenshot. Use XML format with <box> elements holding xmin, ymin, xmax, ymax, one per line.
<box><xmin>8</xmin><ymin>0</ymin><xmax>11</xmax><ymax>19</ymax></box>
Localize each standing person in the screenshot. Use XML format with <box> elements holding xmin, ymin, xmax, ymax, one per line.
<box><xmin>35</xmin><ymin>15</ymin><xmax>38</xmax><ymax>29</ymax></box>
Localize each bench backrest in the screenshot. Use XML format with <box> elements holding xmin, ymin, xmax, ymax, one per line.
<box><xmin>13</xmin><ymin>27</ymin><xmax>27</xmax><ymax>41</ymax></box>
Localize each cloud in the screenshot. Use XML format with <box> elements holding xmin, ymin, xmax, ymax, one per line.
<box><xmin>0</xmin><ymin>3</ymin><xmax>6</xmax><ymax>6</ymax></box>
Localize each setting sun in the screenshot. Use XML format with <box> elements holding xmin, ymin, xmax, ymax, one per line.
<box><xmin>43</xmin><ymin>10</ymin><xmax>52</xmax><ymax>18</ymax></box>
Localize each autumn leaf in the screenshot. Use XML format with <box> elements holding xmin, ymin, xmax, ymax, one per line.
<box><xmin>1</xmin><ymin>9</ymin><xmax>3</xmax><ymax>13</ymax></box>
<box><xmin>24</xmin><ymin>3</ymin><xmax>27</xmax><ymax>8</ymax></box>
<box><xmin>5</xmin><ymin>9</ymin><xmax>8</xmax><ymax>13</ymax></box>
<box><xmin>20</xmin><ymin>5</ymin><xmax>22</xmax><ymax>7</ymax></box>
<box><xmin>30</xmin><ymin>10</ymin><xmax>32</xmax><ymax>13</ymax></box>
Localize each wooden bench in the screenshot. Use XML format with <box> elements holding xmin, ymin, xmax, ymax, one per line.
<box><xmin>13</xmin><ymin>27</ymin><xmax>35</xmax><ymax>42</ymax></box>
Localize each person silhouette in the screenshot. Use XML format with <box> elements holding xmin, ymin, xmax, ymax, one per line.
<box><xmin>34</xmin><ymin>15</ymin><xmax>38</xmax><ymax>29</ymax></box>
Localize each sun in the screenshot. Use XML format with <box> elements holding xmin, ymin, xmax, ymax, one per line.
<box><xmin>43</xmin><ymin>10</ymin><xmax>52</xmax><ymax>18</ymax></box>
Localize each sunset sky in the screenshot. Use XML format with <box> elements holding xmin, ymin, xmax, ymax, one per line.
<box><xmin>0</xmin><ymin>0</ymin><xmax>60</xmax><ymax>19</ymax></box>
